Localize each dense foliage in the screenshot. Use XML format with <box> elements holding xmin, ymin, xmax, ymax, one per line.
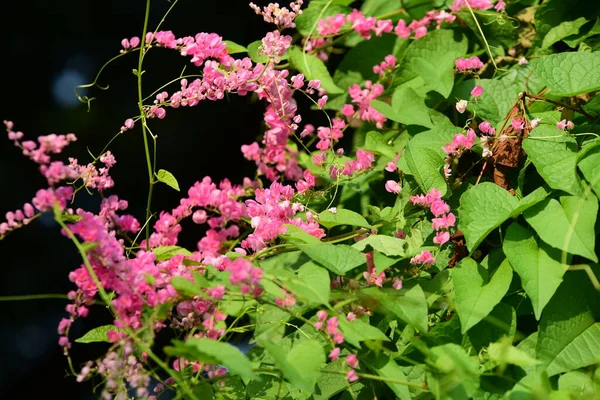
<box><xmin>3</xmin><ymin>0</ymin><xmax>600</xmax><ymax>398</ymax></box>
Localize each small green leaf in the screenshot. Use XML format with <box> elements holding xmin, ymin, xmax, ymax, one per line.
<box><xmin>503</xmin><ymin>223</ymin><xmax>570</xmax><ymax>320</ymax></box>
<box><xmin>523</xmin><ymin>126</ymin><xmax>582</xmax><ymax>196</ymax></box>
<box><xmin>488</xmin><ymin>337</ymin><xmax>542</xmax><ymax>368</ymax></box>
<box><xmin>318</xmin><ymin>208</ymin><xmax>372</xmax><ymax>230</ymax></box>
<box><xmin>532</xmin><ymin>52</ymin><xmax>600</xmax><ymax>96</ymax></box>
<box><xmin>338</xmin><ymin>317</ymin><xmax>389</xmax><ymax>347</ymax></box>
<box><xmin>452</xmin><ymin>257</ymin><xmax>513</xmax><ymax>334</ymax></box>
<box><xmin>371</xmin><ymin>86</ymin><xmax>433</xmax><ymax>128</ymax></box>
<box><xmin>75</xmin><ymin>325</ymin><xmax>121</xmax><ymax>343</ymax></box>
<box><xmin>170</xmin><ymin>276</ymin><xmax>204</xmax><ymax>298</ymax></box>
<box><xmin>151</xmin><ymin>245</ymin><xmax>193</xmax><ymax>261</ymax></box>
<box><xmin>294</xmin><ymin>1</ymin><xmax>351</xmax><ymax>36</ymax></box>
<box><xmin>247</xmin><ymin>40</ymin><xmax>268</xmax><ymax>63</ymax></box>
<box><xmin>259</xmin><ymin>338</ymin><xmax>325</xmax><ymax>392</ymax></box>
<box><xmin>427</xmin><ymin>343</ymin><xmax>480</xmax><ymax>398</ymax></box>
<box><xmin>362</xmin><ymin>353</ymin><xmax>411</xmax><ymax>399</ymax></box>
<box><xmin>542</xmin><ymin>17</ymin><xmax>589</xmax><ymax>48</ymax></box>
<box><xmin>223</xmin><ymin>40</ymin><xmax>247</xmax><ymax>54</ymax></box>
<box><xmin>289</xmin><ymin>47</ymin><xmax>344</xmax><ymax>94</ymax></box>
<box><xmin>156</xmin><ymin>169</ymin><xmax>180</xmax><ymax>191</ymax></box>
<box><xmin>362</xmin><ymin>131</ymin><xmax>396</xmax><ymax>159</ymax></box>
<box><xmin>523</xmin><ymin>195</ymin><xmax>598</xmax><ymax>262</ymax></box>
<box><xmin>352</xmin><ymin>235</ymin><xmax>405</xmax><ymax>257</ymax></box>
<box><xmin>458</xmin><ymin>183</ymin><xmax>519</xmax><ymax>253</ymax></box>
<box><xmin>165</xmin><ymin>338</ymin><xmax>255</xmax><ymax>379</ymax></box>
<box><xmin>296</xmin><ymin>243</ymin><xmax>365</xmax><ymax>275</ymax></box>
<box><xmin>361</xmin><ymin>285</ymin><xmax>428</xmax><ymax>333</ymax></box>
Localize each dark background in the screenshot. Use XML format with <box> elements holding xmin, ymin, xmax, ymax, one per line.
<box><xmin>0</xmin><ymin>0</ymin><xmax>282</xmax><ymax>397</ymax></box>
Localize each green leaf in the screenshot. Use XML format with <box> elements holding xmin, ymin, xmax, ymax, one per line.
<box><xmin>338</xmin><ymin>317</ymin><xmax>389</xmax><ymax>347</ymax></box>
<box><xmin>352</xmin><ymin>235</ymin><xmax>405</xmax><ymax>257</ymax></box>
<box><xmin>170</xmin><ymin>276</ymin><xmax>204</xmax><ymax>298</ymax></box>
<box><xmin>558</xmin><ymin>371</ymin><xmax>597</xmax><ymax>397</ymax></box>
<box><xmin>488</xmin><ymin>337</ymin><xmax>542</xmax><ymax>368</ymax></box>
<box><xmin>578</xmin><ymin>145</ymin><xmax>600</xmax><ymax>199</ymax></box>
<box><xmin>294</xmin><ymin>1</ymin><xmax>351</xmax><ymax>36</ymax></box>
<box><xmin>281</xmin><ymin>224</ymin><xmax>322</xmax><ymax>245</ymax></box>
<box><xmin>289</xmin><ymin>47</ymin><xmax>343</xmax><ymax>94</ymax></box>
<box><xmin>247</xmin><ymin>40</ymin><xmax>268</xmax><ymax>63</ymax></box>
<box><xmin>362</xmin><ymin>285</ymin><xmax>428</xmax><ymax>333</ymax></box>
<box><xmin>371</xmin><ymin>86</ymin><xmax>433</xmax><ymax>128</ymax></box>
<box><xmin>151</xmin><ymin>245</ymin><xmax>193</xmax><ymax>261</ymax></box>
<box><xmin>286</xmin><ymin>261</ymin><xmax>330</xmax><ymax>306</ymax></box>
<box><xmin>223</xmin><ymin>40</ymin><xmax>247</xmax><ymax>54</ymax></box>
<box><xmin>165</xmin><ymin>338</ymin><xmax>254</xmax><ymax>379</ymax></box>
<box><xmin>458</xmin><ymin>10</ymin><xmax>519</xmax><ymax>50</ymax></box>
<box><xmin>259</xmin><ymin>338</ymin><xmax>325</xmax><ymax>392</ymax></box>
<box><xmin>335</xmin><ymin>34</ymin><xmax>400</xmax><ymax>84</ymax></box>
<box><xmin>503</xmin><ymin>223</ymin><xmax>570</xmax><ymax>320</ymax></box>
<box><xmin>536</xmin><ymin>265</ymin><xmax>600</xmax><ymax>376</ymax></box>
<box><xmin>427</xmin><ymin>343</ymin><xmax>480</xmax><ymax>399</ymax></box>
<box><xmin>404</xmin><ymin>143</ymin><xmax>447</xmax><ymax>197</ymax></box>
<box><xmin>452</xmin><ymin>257</ymin><xmax>513</xmax><ymax>334</ymax></box>
<box><xmin>296</xmin><ymin>243</ymin><xmax>365</xmax><ymax>275</ymax></box>
<box><xmin>458</xmin><ymin>183</ymin><xmax>519</xmax><ymax>253</ymax></box>
<box><xmin>532</xmin><ymin>52</ymin><xmax>600</xmax><ymax>96</ymax></box>
<box><xmin>523</xmin><ymin>195</ymin><xmax>598</xmax><ymax>262</ymax></box>
<box><xmin>523</xmin><ymin>126</ymin><xmax>582</xmax><ymax>196</ymax></box>
<box><xmin>363</xmin><ymin>353</ymin><xmax>411</xmax><ymax>399</ymax></box>
<box><xmin>156</xmin><ymin>169</ymin><xmax>180</xmax><ymax>191</ymax></box>
<box><xmin>534</xmin><ymin>0</ymin><xmax>600</xmax><ymax>44</ymax></box>
<box><xmin>318</xmin><ymin>208</ymin><xmax>372</xmax><ymax>229</ymax></box>
<box><xmin>467</xmin><ymin>302</ymin><xmax>517</xmax><ymax>352</ymax></box>
<box><xmin>361</xmin><ymin>130</ymin><xmax>397</xmax><ymax>159</ymax></box>
<box><xmin>393</xmin><ymin>29</ymin><xmax>467</xmax><ymax>98</ymax></box>
<box><xmin>75</xmin><ymin>325</ymin><xmax>121</xmax><ymax>343</ymax></box>
<box><xmin>542</xmin><ymin>17</ymin><xmax>590</xmax><ymax>48</ymax></box>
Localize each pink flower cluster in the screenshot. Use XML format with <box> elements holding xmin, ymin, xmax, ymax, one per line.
<box><xmin>410</xmin><ymin>188</ymin><xmax>455</xmax><ymax>246</ymax></box>
<box><xmin>260</xmin><ymin>30</ymin><xmax>293</xmax><ymax>62</ymax></box>
<box><xmin>363</xmin><ymin>252</ymin><xmax>386</xmax><ymax>287</ymax></box>
<box><xmin>326</xmin><ymin>149</ymin><xmax>376</xmax><ymax>178</ymax></box>
<box><xmin>373</xmin><ymin>55</ymin><xmax>397</xmax><ymax>77</ymax></box>
<box><xmin>442</xmin><ymin>129</ymin><xmax>477</xmax><ymax>178</ymax></box>
<box><xmin>243</xmin><ymin>181</ymin><xmax>325</xmax><ymax>251</ymax></box>
<box><xmin>341</xmin><ymin>81</ymin><xmax>386</xmax><ymax>128</ymax></box>
<box><xmin>478</xmin><ymin>120</ymin><xmax>496</xmax><ymax>158</ymax></box>
<box><xmin>316</xmin><ymin>118</ymin><xmax>346</xmax><ymax>151</ymax></box>
<box><xmin>449</xmin><ymin>0</ymin><xmax>494</xmax><ymax>12</ymax></box>
<box><xmin>455</xmin><ymin>56</ymin><xmax>484</xmax><ymax>72</ymax></box>
<box><xmin>395</xmin><ymin>10</ymin><xmax>456</xmax><ymax>39</ymax></box>
<box><xmin>314</xmin><ymin>310</ymin><xmax>359</xmax><ymax>381</ymax></box>
<box><xmin>249</xmin><ymin>1</ymin><xmax>304</xmax><ymax>29</ymax></box>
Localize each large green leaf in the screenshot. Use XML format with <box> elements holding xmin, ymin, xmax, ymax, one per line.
<box><xmin>371</xmin><ymin>85</ymin><xmax>433</xmax><ymax>128</ymax></box>
<box><xmin>393</xmin><ymin>29</ymin><xmax>467</xmax><ymax>98</ymax></box>
<box><xmin>534</xmin><ymin>0</ymin><xmax>600</xmax><ymax>43</ymax></box>
<box><xmin>404</xmin><ymin>143</ymin><xmax>447</xmax><ymax>197</ymax></box>
<box><xmin>503</xmin><ymin>223</ymin><xmax>570</xmax><ymax>320</ymax></box>
<box><xmin>532</xmin><ymin>52</ymin><xmax>600</xmax><ymax>96</ymax></box>
<box><xmin>578</xmin><ymin>145</ymin><xmax>600</xmax><ymax>199</ymax></box>
<box><xmin>285</xmin><ymin>261</ymin><xmax>331</xmax><ymax>306</ymax></box>
<box><xmin>523</xmin><ymin>195</ymin><xmax>598</xmax><ymax>262</ymax></box>
<box><xmin>536</xmin><ymin>265</ymin><xmax>600</xmax><ymax>376</ymax></box>
<box><xmin>289</xmin><ymin>47</ymin><xmax>344</xmax><ymax>94</ymax></box>
<box><xmin>542</xmin><ymin>17</ymin><xmax>590</xmax><ymax>48</ymax></box>
<box><xmin>452</xmin><ymin>257</ymin><xmax>513</xmax><ymax>334</ymax></box>
<box><xmin>259</xmin><ymin>338</ymin><xmax>325</xmax><ymax>392</ymax></box>
<box><xmin>334</xmin><ymin>34</ymin><xmax>399</xmax><ymax>84</ymax></box>
<box><xmin>523</xmin><ymin>126</ymin><xmax>582</xmax><ymax>196</ymax></box>
<box><xmin>458</xmin><ymin>183</ymin><xmax>519</xmax><ymax>253</ymax></box>
<box><xmin>296</xmin><ymin>243</ymin><xmax>365</xmax><ymax>275</ymax></box>
<box><xmin>165</xmin><ymin>338</ymin><xmax>255</xmax><ymax>379</ymax></box>
<box><xmin>361</xmin><ymin>285</ymin><xmax>428</xmax><ymax>333</ymax></box>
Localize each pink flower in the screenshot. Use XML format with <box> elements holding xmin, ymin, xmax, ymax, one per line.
<box><xmin>531</xmin><ymin>118</ymin><xmax>541</xmax><ymax>128</ymax></box>
<box><xmin>494</xmin><ymin>1</ymin><xmax>506</xmax><ymax>11</ymax></box>
<box><xmin>456</xmin><ymin>99</ymin><xmax>468</xmax><ymax>113</ymax></box>
<box><xmin>566</xmin><ymin>120</ymin><xmax>575</xmax><ymax>130</ymax></box>
<box><xmin>317</xmin><ymin>95</ymin><xmax>328</xmax><ymax>109</ymax></box>
<box><xmin>479</xmin><ymin>121</ymin><xmax>492</xmax><ymax>134</ymax></box>
<box><xmin>557</xmin><ymin>119</ymin><xmax>567</xmax><ymax>130</ymax></box>
<box><xmin>347</xmin><ymin>312</ymin><xmax>356</xmax><ymax>322</ymax></box>
<box><xmin>518</xmin><ymin>57</ymin><xmax>528</xmax><ymax>65</ymax></box>
<box><xmin>347</xmin><ymin>369</ymin><xmax>359</xmax><ymax>382</ymax></box>
<box><xmin>433</xmin><ymin>231</ymin><xmax>450</xmax><ymax>245</ymax></box>
<box><xmin>511</xmin><ymin>118</ymin><xmax>525</xmax><ymax>131</ymax></box>
<box><xmin>346</xmin><ymin>354</ymin><xmax>359</xmax><ymax>368</ymax></box>
<box><xmin>471</xmin><ymin>85</ymin><xmax>484</xmax><ymax>97</ymax></box>
<box><xmin>329</xmin><ymin>347</ymin><xmax>341</xmax><ymax>360</ymax></box>
<box><xmin>393</xmin><ymin>278</ymin><xmax>403</xmax><ymax>290</ymax></box>
<box><xmin>385</xmin><ymin>180</ymin><xmax>402</xmax><ymax>194</ymax></box>
<box><xmin>410</xmin><ymin>250</ymin><xmax>436</xmax><ymax>266</ymax></box>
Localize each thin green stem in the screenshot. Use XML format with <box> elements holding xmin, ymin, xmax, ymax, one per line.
<box><xmin>0</xmin><ymin>294</ymin><xmax>69</xmax><ymax>301</ymax></box>
<box><xmin>464</xmin><ymin>0</ymin><xmax>498</xmax><ymax>72</ymax></box>
<box><xmin>137</xmin><ymin>0</ymin><xmax>156</xmax><ymax>249</ymax></box>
